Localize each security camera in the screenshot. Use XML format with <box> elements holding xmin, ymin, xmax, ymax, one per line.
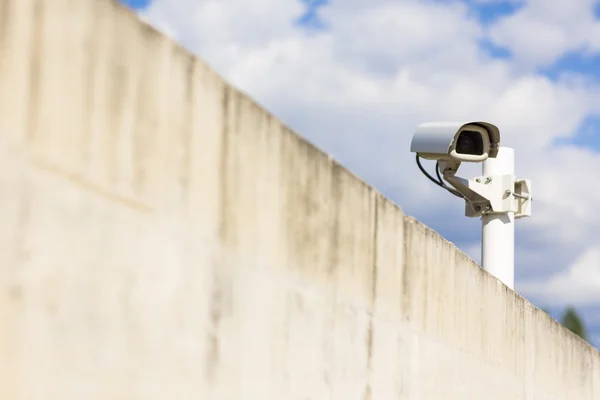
<box><xmin>410</xmin><ymin>120</ymin><xmax>530</xmax><ymax>219</ymax></box>
<box><xmin>410</xmin><ymin>120</ymin><xmax>503</xmax><ymax>205</ymax></box>
<box><xmin>410</xmin><ymin>121</ymin><xmax>500</xmax><ymax>162</ymax></box>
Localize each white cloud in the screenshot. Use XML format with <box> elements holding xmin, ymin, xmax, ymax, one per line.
<box><xmin>487</xmin><ymin>0</ymin><xmax>600</xmax><ymax>68</ymax></box>
<box><xmin>139</xmin><ymin>0</ymin><xmax>600</xmax><ymax>308</ymax></box>
<box><xmin>521</xmin><ymin>246</ymin><xmax>600</xmax><ymax>306</ymax></box>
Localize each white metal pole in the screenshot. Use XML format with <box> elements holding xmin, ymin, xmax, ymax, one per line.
<box><xmin>481</xmin><ymin>147</ymin><xmax>515</xmax><ymax>289</ymax></box>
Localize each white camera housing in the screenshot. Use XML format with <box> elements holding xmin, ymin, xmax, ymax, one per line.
<box><xmin>410</xmin><ymin>121</ymin><xmax>500</xmax><ymax>162</ymax></box>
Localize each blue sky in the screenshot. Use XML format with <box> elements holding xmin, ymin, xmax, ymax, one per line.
<box><xmin>121</xmin><ymin>0</ymin><xmax>600</xmax><ymax>346</ymax></box>
<box><xmin>121</xmin><ymin>0</ymin><xmax>151</xmax><ymax>9</ymax></box>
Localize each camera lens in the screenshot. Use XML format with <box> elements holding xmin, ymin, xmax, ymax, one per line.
<box><xmin>455</xmin><ymin>130</ymin><xmax>484</xmax><ymax>155</ymax></box>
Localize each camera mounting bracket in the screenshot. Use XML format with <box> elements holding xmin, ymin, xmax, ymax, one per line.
<box><xmin>443</xmin><ymin>173</ymin><xmax>532</xmax><ymax>219</ymax></box>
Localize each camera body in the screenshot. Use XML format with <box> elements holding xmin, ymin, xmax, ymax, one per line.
<box><xmin>410</xmin><ymin>121</ymin><xmax>500</xmax><ymax>162</ymax></box>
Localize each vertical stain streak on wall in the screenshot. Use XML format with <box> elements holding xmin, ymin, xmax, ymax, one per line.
<box><xmin>178</xmin><ymin>53</ymin><xmax>194</xmax><ymax>207</ymax></box>
<box><xmin>328</xmin><ymin>162</ymin><xmax>342</xmax><ymax>277</ymax></box>
<box><xmin>218</xmin><ymin>86</ymin><xmax>234</xmax><ymax>248</ymax></box>
<box><xmin>205</xmin><ymin>269</ymin><xmax>223</xmax><ymax>384</ymax></box>
<box><xmin>203</xmin><ymin>77</ymin><xmax>227</xmax><ymax>380</ymax></box>
<box><xmin>204</xmin><ymin>84</ymin><xmax>235</xmax><ymax>385</ymax></box>
<box><xmin>401</xmin><ymin>217</ymin><xmax>412</xmax><ymax>322</ymax></box>
<box><xmin>130</xmin><ymin>24</ymin><xmax>167</xmax><ymax>200</ymax></box>
<box><xmin>132</xmin><ymin>58</ymin><xmax>148</xmax><ymax>196</ymax></box>
<box><xmin>0</xmin><ymin>0</ymin><xmax>10</xmax><ymax>49</ymax></box>
<box><xmin>107</xmin><ymin>19</ymin><xmax>126</xmax><ymax>186</ymax></box>
<box><xmin>26</xmin><ymin>0</ymin><xmax>43</xmax><ymax>143</ymax></box>
<box><xmin>363</xmin><ymin>194</ymin><xmax>378</xmax><ymax>400</ymax></box>
<box><xmin>82</xmin><ymin>2</ymin><xmax>98</xmax><ymax>175</ymax></box>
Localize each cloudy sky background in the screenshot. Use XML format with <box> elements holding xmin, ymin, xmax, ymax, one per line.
<box><xmin>120</xmin><ymin>0</ymin><xmax>600</xmax><ymax>346</ymax></box>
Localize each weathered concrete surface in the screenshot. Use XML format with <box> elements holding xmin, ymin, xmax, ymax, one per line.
<box><xmin>0</xmin><ymin>0</ymin><xmax>598</xmax><ymax>398</ymax></box>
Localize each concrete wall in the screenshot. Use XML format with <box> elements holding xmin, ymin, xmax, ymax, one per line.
<box><xmin>0</xmin><ymin>0</ymin><xmax>598</xmax><ymax>398</ymax></box>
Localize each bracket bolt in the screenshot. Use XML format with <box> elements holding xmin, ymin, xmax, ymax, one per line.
<box><xmin>504</xmin><ymin>190</ymin><xmax>512</xmax><ymax>197</ymax></box>
<box><xmin>475</xmin><ymin>205</ymin><xmax>481</xmax><ymax>212</ymax></box>
<box><xmin>485</xmin><ymin>177</ymin><xmax>492</xmax><ymax>183</ymax></box>
<box><xmin>475</xmin><ymin>178</ymin><xmax>481</xmax><ymax>183</ymax></box>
